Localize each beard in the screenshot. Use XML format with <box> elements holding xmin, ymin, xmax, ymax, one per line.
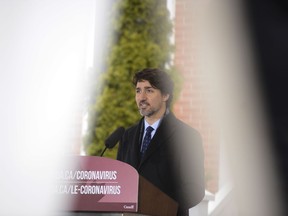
<box><xmin>139</xmin><ymin>107</ymin><xmax>156</xmax><ymax>117</ymax></box>
<box><xmin>138</xmin><ymin>101</ymin><xmax>156</xmax><ymax>117</ymax></box>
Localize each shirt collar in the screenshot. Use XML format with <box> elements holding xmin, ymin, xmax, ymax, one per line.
<box><xmin>144</xmin><ymin>119</ymin><xmax>161</xmax><ymax>131</ymax></box>
<box><xmin>143</xmin><ymin>108</ymin><xmax>169</xmax><ymax>131</ymax></box>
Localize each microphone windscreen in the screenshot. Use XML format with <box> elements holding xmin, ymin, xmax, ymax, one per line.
<box><xmin>105</xmin><ymin>127</ymin><xmax>125</xmax><ymax>148</ymax></box>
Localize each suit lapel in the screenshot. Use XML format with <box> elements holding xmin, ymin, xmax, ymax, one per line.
<box><xmin>129</xmin><ymin>119</ymin><xmax>144</xmax><ymax>168</ymax></box>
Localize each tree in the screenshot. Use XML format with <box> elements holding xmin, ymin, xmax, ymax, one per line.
<box><xmin>83</xmin><ymin>0</ymin><xmax>177</xmax><ymax>158</ymax></box>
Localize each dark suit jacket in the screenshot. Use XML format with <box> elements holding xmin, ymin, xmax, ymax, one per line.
<box><xmin>117</xmin><ymin>112</ymin><xmax>205</xmax><ymax>215</ymax></box>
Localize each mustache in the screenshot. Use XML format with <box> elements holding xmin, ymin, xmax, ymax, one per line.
<box><xmin>138</xmin><ymin>100</ymin><xmax>150</xmax><ymax>106</ymax></box>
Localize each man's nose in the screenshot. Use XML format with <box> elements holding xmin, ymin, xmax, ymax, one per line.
<box><xmin>138</xmin><ymin>91</ymin><xmax>147</xmax><ymax>100</ymax></box>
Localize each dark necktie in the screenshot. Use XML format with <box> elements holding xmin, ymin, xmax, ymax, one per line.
<box><xmin>141</xmin><ymin>126</ymin><xmax>154</xmax><ymax>157</ymax></box>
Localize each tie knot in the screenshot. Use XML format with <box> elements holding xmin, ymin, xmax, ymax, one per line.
<box><xmin>146</xmin><ymin>126</ymin><xmax>154</xmax><ymax>134</ymax></box>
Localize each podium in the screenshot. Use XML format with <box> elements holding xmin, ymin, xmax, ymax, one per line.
<box><xmin>56</xmin><ymin>156</ymin><xmax>178</xmax><ymax>216</ymax></box>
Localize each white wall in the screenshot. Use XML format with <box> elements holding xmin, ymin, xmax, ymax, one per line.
<box><xmin>0</xmin><ymin>0</ymin><xmax>110</xmax><ymax>215</ymax></box>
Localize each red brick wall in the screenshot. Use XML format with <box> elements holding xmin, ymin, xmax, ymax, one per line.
<box><xmin>173</xmin><ymin>0</ymin><xmax>220</xmax><ymax>193</ymax></box>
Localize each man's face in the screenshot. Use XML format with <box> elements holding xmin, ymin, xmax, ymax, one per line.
<box><xmin>135</xmin><ymin>80</ymin><xmax>169</xmax><ymax>118</ymax></box>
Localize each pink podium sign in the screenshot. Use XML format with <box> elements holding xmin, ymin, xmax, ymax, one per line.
<box><xmin>56</xmin><ymin>156</ymin><xmax>139</xmax><ymax>212</ymax></box>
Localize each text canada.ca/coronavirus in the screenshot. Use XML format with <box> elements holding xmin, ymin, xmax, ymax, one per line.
<box><xmin>58</xmin><ymin>170</ymin><xmax>117</xmax><ymax>180</ymax></box>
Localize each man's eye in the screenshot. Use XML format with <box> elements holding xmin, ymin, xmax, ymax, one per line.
<box><xmin>146</xmin><ymin>89</ymin><xmax>153</xmax><ymax>93</ymax></box>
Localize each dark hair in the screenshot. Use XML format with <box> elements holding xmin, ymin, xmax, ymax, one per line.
<box><xmin>133</xmin><ymin>68</ymin><xmax>174</xmax><ymax>107</ymax></box>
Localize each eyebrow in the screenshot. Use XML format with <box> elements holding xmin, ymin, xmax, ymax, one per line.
<box><xmin>136</xmin><ymin>86</ymin><xmax>154</xmax><ymax>90</ymax></box>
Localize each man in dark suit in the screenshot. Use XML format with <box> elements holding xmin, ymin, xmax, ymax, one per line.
<box><xmin>117</xmin><ymin>68</ymin><xmax>205</xmax><ymax>216</ymax></box>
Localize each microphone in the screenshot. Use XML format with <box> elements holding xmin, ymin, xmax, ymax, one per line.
<box><xmin>100</xmin><ymin>127</ymin><xmax>125</xmax><ymax>157</ymax></box>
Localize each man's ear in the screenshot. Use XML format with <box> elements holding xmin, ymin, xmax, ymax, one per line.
<box><xmin>163</xmin><ymin>94</ymin><xmax>170</xmax><ymax>102</ymax></box>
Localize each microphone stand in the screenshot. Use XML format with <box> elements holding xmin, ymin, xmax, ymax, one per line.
<box><xmin>100</xmin><ymin>147</ymin><xmax>107</xmax><ymax>157</ymax></box>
